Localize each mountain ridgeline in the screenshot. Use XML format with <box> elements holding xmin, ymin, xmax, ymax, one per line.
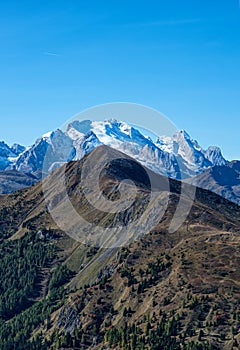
<box><xmin>0</xmin><ymin>146</ymin><xmax>239</xmax><ymax>349</ymax></box>
<box><xmin>1</xmin><ymin>119</ymin><xmax>237</xmax><ymax>206</ymax></box>
<box><xmin>0</xmin><ymin>119</ymin><xmax>227</xmax><ymax>190</ymax></box>
<box><xmin>187</xmin><ymin>160</ymin><xmax>240</xmax><ymax>205</ymax></box>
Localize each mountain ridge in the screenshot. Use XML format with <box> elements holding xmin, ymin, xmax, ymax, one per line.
<box><xmin>0</xmin><ymin>145</ymin><xmax>239</xmax><ymax>349</ymax></box>
<box><xmin>187</xmin><ymin>160</ymin><xmax>240</xmax><ymax>205</ymax></box>
<box><xmin>1</xmin><ymin>119</ymin><xmax>227</xmax><ymax>180</ymax></box>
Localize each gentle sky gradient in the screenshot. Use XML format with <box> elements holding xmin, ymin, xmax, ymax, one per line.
<box><xmin>0</xmin><ymin>0</ymin><xmax>240</xmax><ymax>160</ymax></box>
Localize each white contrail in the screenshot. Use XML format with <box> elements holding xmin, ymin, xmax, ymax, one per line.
<box><xmin>43</xmin><ymin>52</ymin><xmax>60</xmax><ymax>57</ymax></box>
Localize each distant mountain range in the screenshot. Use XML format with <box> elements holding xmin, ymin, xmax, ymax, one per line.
<box><xmin>1</xmin><ymin>119</ymin><xmax>239</xmax><ymax>206</ymax></box>
<box><xmin>0</xmin><ymin>141</ymin><xmax>26</xmax><ymax>170</ymax></box>
<box><xmin>0</xmin><ymin>119</ymin><xmax>226</xmax><ymax>177</ymax></box>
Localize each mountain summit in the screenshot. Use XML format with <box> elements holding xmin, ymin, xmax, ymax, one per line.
<box><xmin>0</xmin><ymin>141</ymin><xmax>25</xmax><ymax>170</ymax></box>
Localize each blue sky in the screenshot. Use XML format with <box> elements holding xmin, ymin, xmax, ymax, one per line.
<box><xmin>0</xmin><ymin>0</ymin><xmax>239</xmax><ymax>160</ymax></box>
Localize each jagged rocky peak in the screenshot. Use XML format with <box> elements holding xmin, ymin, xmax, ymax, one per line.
<box><xmin>173</xmin><ymin>129</ymin><xmax>202</xmax><ymax>151</ymax></box>
<box><xmin>174</xmin><ymin>129</ymin><xmax>191</xmax><ymax>140</ymax></box>
<box><xmin>66</xmin><ymin>120</ymin><xmax>92</xmax><ymax>139</ymax></box>
<box><xmin>205</xmin><ymin>146</ymin><xmax>227</xmax><ymax>166</ymax></box>
<box><xmin>158</xmin><ymin>129</ymin><xmax>226</xmax><ymax>169</ymax></box>
<box><xmin>0</xmin><ymin>141</ymin><xmax>16</xmax><ymax>157</ymax></box>
<box><xmin>14</xmin><ymin>129</ymin><xmax>74</xmax><ymax>173</ymax></box>
<box><xmin>0</xmin><ymin>141</ymin><xmax>20</xmax><ymax>171</ymax></box>
<box><xmin>11</xmin><ymin>144</ymin><xmax>26</xmax><ymax>156</ymax></box>
<box><xmin>73</xmin><ymin>131</ymin><xmax>102</xmax><ymax>160</ymax></box>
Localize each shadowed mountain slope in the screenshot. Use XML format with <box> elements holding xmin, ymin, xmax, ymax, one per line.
<box><xmin>0</xmin><ymin>170</ymin><xmax>38</xmax><ymax>194</ymax></box>
<box><xmin>187</xmin><ymin>161</ymin><xmax>240</xmax><ymax>205</ymax></box>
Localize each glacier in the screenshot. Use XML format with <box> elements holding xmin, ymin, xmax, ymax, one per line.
<box><xmin>1</xmin><ymin>119</ymin><xmax>227</xmax><ymax>180</ymax></box>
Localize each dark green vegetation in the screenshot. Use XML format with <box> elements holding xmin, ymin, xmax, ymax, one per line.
<box><xmin>0</xmin><ymin>231</ymin><xmax>54</xmax><ymax>319</ymax></box>
<box><xmin>0</xmin><ymin>230</ymin><xmax>74</xmax><ymax>350</ymax></box>
<box><xmin>0</xmin><ymin>146</ymin><xmax>239</xmax><ymax>349</ymax></box>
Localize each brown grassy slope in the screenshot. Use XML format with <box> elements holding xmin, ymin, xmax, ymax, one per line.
<box><xmin>0</xmin><ymin>145</ymin><xmax>240</xmax><ymax>349</ymax></box>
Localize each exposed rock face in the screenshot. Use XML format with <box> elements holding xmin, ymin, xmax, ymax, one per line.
<box><xmin>1</xmin><ymin>120</ymin><xmax>227</xmax><ymax>182</ymax></box>
<box><xmin>57</xmin><ymin>304</ymin><xmax>81</xmax><ymax>334</ymax></box>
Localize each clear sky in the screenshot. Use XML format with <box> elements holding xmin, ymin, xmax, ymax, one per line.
<box><xmin>0</xmin><ymin>0</ymin><xmax>239</xmax><ymax>160</ymax></box>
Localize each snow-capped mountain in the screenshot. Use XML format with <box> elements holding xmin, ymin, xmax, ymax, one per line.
<box><xmin>2</xmin><ymin>119</ymin><xmax>227</xmax><ymax>180</ymax></box>
<box><xmin>156</xmin><ymin>130</ymin><xmax>226</xmax><ymax>177</ymax></box>
<box><xmin>14</xmin><ymin>130</ymin><xmax>75</xmax><ymax>174</ymax></box>
<box><xmin>11</xmin><ymin>143</ymin><xmax>26</xmax><ymax>156</ymax></box>
<box><xmin>66</xmin><ymin>120</ymin><xmax>181</xmax><ymax>178</ymax></box>
<box><xmin>0</xmin><ymin>142</ymin><xmax>25</xmax><ymax>170</ymax></box>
